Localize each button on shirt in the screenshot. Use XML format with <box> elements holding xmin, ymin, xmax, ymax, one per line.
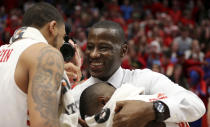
<box><xmin>72</xmin><ymin>67</ymin><xmax>205</xmax><ymax>122</ymax></box>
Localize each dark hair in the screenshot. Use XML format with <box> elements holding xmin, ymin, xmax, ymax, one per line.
<box><xmin>91</xmin><ymin>20</ymin><xmax>126</xmax><ymax>44</ymax></box>
<box><xmin>79</xmin><ymin>82</ymin><xmax>115</xmax><ymax>119</ymax></box>
<box><xmin>22</xmin><ymin>2</ymin><xmax>64</xmax><ymax>28</ymax></box>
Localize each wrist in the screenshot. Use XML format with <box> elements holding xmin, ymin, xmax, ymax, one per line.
<box><xmin>145</xmin><ymin>102</ymin><xmax>156</xmax><ymax>121</ymax></box>
<box><xmin>153</xmin><ymin>101</ymin><xmax>170</xmax><ymax>122</ymax></box>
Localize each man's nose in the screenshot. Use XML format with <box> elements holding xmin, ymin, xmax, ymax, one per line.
<box><xmin>90</xmin><ymin>48</ymin><xmax>100</xmax><ymax>58</ymax></box>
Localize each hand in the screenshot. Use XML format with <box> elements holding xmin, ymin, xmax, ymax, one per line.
<box><xmin>78</xmin><ymin>118</ymin><xmax>89</xmax><ymax>127</ymax></box>
<box><xmin>113</xmin><ymin>100</ymin><xmax>155</xmax><ymax>127</ymax></box>
<box><xmin>64</xmin><ymin>62</ymin><xmax>81</xmax><ymax>82</ymax></box>
<box><xmin>68</xmin><ymin>39</ymin><xmax>82</xmax><ymax>68</ymax></box>
<box><xmin>64</xmin><ymin>39</ymin><xmax>82</xmax><ymax>82</ymax></box>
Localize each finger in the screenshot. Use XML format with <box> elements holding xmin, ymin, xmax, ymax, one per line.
<box><xmin>68</xmin><ymin>39</ymin><xmax>82</xmax><ymax>67</ymax></box>
<box><xmin>73</xmin><ymin>69</ymin><xmax>82</xmax><ymax>82</ymax></box>
<box><xmin>73</xmin><ymin>44</ymin><xmax>82</xmax><ymax>67</ymax></box>
<box><xmin>113</xmin><ymin>101</ymin><xmax>127</xmax><ymax>126</ymax></box>
<box><xmin>76</xmin><ymin>68</ymin><xmax>82</xmax><ymax>81</ymax></box>
<box><xmin>64</xmin><ymin>61</ymin><xmax>82</xmax><ymax>81</ymax></box>
<box><xmin>64</xmin><ymin>62</ymin><xmax>78</xmax><ymax>72</ymax></box>
<box><xmin>113</xmin><ymin>116</ymin><xmax>126</xmax><ymax>127</ymax></box>
<box><xmin>64</xmin><ymin>62</ymin><xmax>74</xmax><ymax>70</ymax></box>
<box><xmin>78</xmin><ymin>118</ymin><xmax>89</xmax><ymax>127</ymax></box>
<box><xmin>69</xmin><ymin>39</ymin><xmax>75</xmax><ymax>47</ymax></box>
<box><xmin>113</xmin><ymin>111</ymin><xmax>123</xmax><ymax>122</ymax></box>
<box><xmin>67</xmin><ymin>63</ymin><xmax>81</xmax><ymax>81</ymax></box>
<box><xmin>114</xmin><ymin>101</ymin><xmax>125</xmax><ymax>113</ymax></box>
<box><xmin>66</xmin><ymin>71</ymin><xmax>77</xmax><ymax>80</ymax></box>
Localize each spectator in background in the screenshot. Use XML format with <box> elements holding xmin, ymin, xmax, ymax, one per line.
<box><xmin>122</xmin><ymin>40</ymin><xmax>146</xmax><ymax>70</ymax></box>
<box><xmin>199</xmin><ymin>19</ymin><xmax>210</xmax><ymax>52</ymax></box>
<box><xmin>161</xmin><ymin>50</ymin><xmax>174</xmax><ymax>77</ymax></box>
<box><xmin>169</xmin><ymin>64</ymin><xmax>189</xmax><ymax>89</ymax></box>
<box><xmin>170</xmin><ymin>41</ymin><xmax>179</xmax><ymax>64</ymax></box>
<box><xmin>168</xmin><ymin>0</ymin><xmax>182</xmax><ymax>24</ymax></box>
<box><xmin>145</xmin><ymin>40</ymin><xmax>161</xmax><ymax>69</ymax></box>
<box><xmin>203</xmin><ymin>52</ymin><xmax>210</xmax><ymax>89</ymax></box>
<box><xmin>173</xmin><ymin>27</ymin><xmax>192</xmax><ymax>54</ymax></box>
<box><xmin>0</xmin><ymin>6</ymin><xmax>7</xmax><ymax>33</ymax></box>
<box><xmin>75</xmin><ymin>28</ymin><xmax>87</xmax><ymax>48</ymax></box>
<box><xmin>120</xmin><ymin>0</ymin><xmax>133</xmax><ymax>20</ymax></box>
<box><xmin>1</xmin><ymin>28</ymin><xmax>10</xmax><ymax>44</ymax></box>
<box><xmin>185</xmin><ymin>39</ymin><xmax>204</xmax><ymax>62</ymax></box>
<box><xmin>23</xmin><ymin>0</ymin><xmax>35</xmax><ymax>12</ymax></box>
<box><xmin>187</xmin><ymin>67</ymin><xmax>208</xmax><ymax>127</ymax></box>
<box><xmin>127</xmin><ymin>20</ymin><xmax>141</xmax><ymax>40</ymax></box>
<box><xmin>151</xmin><ymin>59</ymin><xmax>162</xmax><ymax>73</ymax></box>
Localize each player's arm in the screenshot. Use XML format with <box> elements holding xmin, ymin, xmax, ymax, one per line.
<box><xmin>27</xmin><ymin>44</ymin><xmax>64</xmax><ymax>127</ymax></box>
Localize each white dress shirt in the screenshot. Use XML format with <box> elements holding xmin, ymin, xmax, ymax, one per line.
<box><xmin>72</xmin><ymin>67</ymin><xmax>205</xmax><ymax>122</ymax></box>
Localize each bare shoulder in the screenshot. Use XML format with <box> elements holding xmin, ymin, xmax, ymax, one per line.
<box><xmin>15</xmin><ymin>43</ymin><xmax>64</xmax><ymax>94</ymax></box>
<box><xmin>22</xmin><ymin>43</ymin><xmax>63</xmax><ymax>66</ymax></box>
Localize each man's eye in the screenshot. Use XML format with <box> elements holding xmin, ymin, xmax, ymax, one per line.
<box><xmin>99</xmin><ymin>47</ymin><xmax>109</xmax><ymax>51</ymax></box>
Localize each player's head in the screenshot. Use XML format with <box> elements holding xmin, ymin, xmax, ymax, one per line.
<box><xmin>79</xmin><ymin>82</ymin><xmax>116</xmax><ymax>119</ymax></box>
<box><xmin>22</xmin><ymin>2</ymin><xmax>65</xmax><ymax>49</ymax></box>
<box><xmin>86</xmin><ymin>20</ymin><xmax>128</xmax><ymax>81</ymax></box>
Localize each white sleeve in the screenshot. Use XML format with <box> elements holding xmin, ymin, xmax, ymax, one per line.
<box><xmin>145</xmin><ymin>71</ymin><xmax>205</xmax><ymax>122</ymax></box>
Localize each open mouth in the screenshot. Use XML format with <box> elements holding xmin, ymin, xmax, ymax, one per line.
<box><xmin>89</xmin><ymin>62</ymin><xmax>104</xmax><ymax>70</ymax></box>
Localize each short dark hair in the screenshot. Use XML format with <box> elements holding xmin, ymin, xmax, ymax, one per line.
<box><xmin>91</xmin><ymin>20</ymin><xmax>126</xmax><ymax>44</ymax></box>
<box><xmin>22</xmin><ymin>2</ymin><xmax>64</xmax><ymax>28</ymax></box>
<box><xmin>79</xmin><ymin>82</ymin><xmax>115</xmax><ymax>119</ymax></box>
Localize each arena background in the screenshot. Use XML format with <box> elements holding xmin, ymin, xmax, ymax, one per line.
<box><xmin>0</xmin><ymin>0</ymin><xmax>209</xmax><ymax>127</ymax></box>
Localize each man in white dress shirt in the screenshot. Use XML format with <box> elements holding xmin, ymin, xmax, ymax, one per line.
<box><xmin>72</xmin><ymin>20</ymin><xmax>205</xmax><ymax>127</ymax></box>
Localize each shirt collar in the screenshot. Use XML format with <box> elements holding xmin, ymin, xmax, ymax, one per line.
<box><xmin>90</xmin><ymin>67</ymin><xmax>124</xmax><ymax>88</ymax></box>
<box><xmin>107</xmin><ymin>67</ymin><xmax>124</xmax><ymax>88</ymax></box>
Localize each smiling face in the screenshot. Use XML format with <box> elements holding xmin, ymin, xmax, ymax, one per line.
<box><xmin>86</xmin><ymin>28</ymin><xmax>125</xmax><ymax>81</ymax></box>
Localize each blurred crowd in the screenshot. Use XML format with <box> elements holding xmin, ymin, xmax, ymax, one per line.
<box><xmin>0</xmin><ymin>0</ymin><xmax>210</xmax><ymax>126</ymax></box>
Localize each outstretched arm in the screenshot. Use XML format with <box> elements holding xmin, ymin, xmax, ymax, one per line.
<box><xmin>27</xmin><ymin>44</ymin><xmax>64</xmax><ymax>127</ymax></box>
<box><xmin>113</xmin><ymin>69</ymin><xmax>206</xmax><ymax>127</ymax></box>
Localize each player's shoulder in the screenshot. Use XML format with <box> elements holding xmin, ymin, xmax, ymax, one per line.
<box><xmin>31</xmin><ymin>43</ymin><xmax>60</xmax><ymax>54</ymax></box>
<box><xmin>21</xmin><ymin>43</ymin><xmax>64</xmax><ymax>69</ymax></box>
<box><xmin>25</xmin><ymin>43</ymin><xmax>62</xmax><ymax>60</ymax></box>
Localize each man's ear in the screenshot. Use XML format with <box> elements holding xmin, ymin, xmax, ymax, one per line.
<box><xmin>120</xmin><ymin>43</ymin><xmax>128</xmax><ymax>57</ymax></box>
<box><xmin>98</xmin><ymin>96</ymin><xmax>110</xmax><ymax>106</ymax></box>
<box><xmin>48</xmin><ymin>20</ymin><xmax>57</xmax><ymax>36</ymax></box>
